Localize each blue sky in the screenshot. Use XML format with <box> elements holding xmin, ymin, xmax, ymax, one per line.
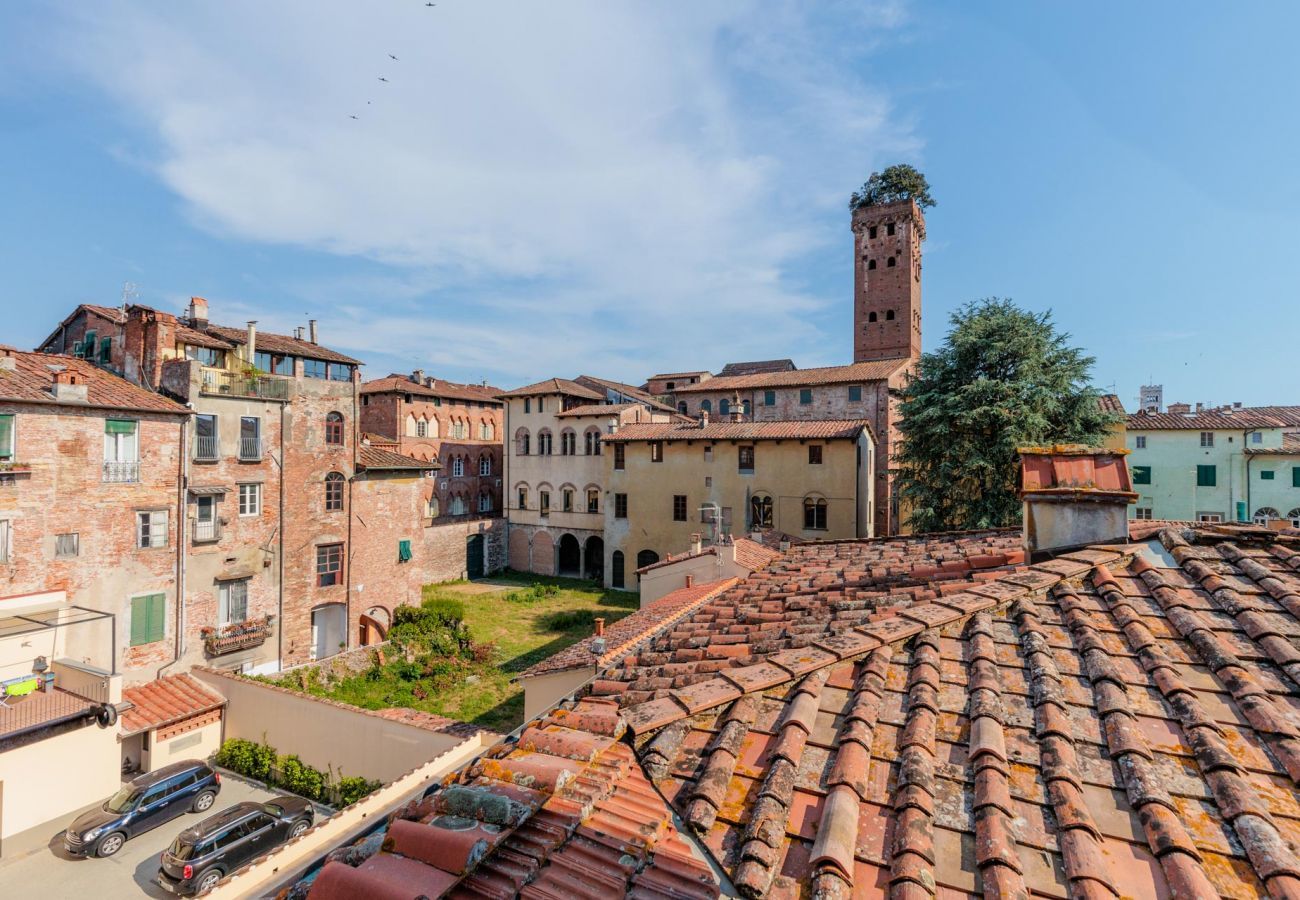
<box><xmin>2</xmin><ymin>2</ymin><xmax>1296</xmax><ymax>405</ymax></box>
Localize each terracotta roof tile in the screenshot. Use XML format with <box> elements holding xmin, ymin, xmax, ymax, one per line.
<box><xmin>0</xmin><ymin>350</ymin><xmax>189</xmax><ymax>415</ymax></box>
<box><xmin>553</xmin><ymin>402</ymin><xmax>641</xmax><ymax>418</ymax></box>
<box><xmin>360</xmin><ymin>374</ymin><xmax>504</xmax><ymax>404</ymax></box>
<box><xmin>1096</xmin><ymin>393</ymin><xmax>1126</xmax><ymax>414</ymax></box>
<box><xmin>717</xmin><ymin>359</ymin><xmax>796</xmax><ymax>377</ymax></box>
<box><xmin>203</xmin><ymin>323</ymin><xmax>362</xmax><ymax>365</ymax></box>
<box><xmin>674</xmin><ymin>359</ymin><xmax>908</xmax><ymax>393</ymax></box>
<box><xmin>358</xmin><ymin>445</ymin><xmax>438</xmax><ymax>470</ymax></box>
<box><xmin>1128</xmin><ymin>405</ymin><xmax>1300</xmax><ymax>430</ymax></box>
<box><xmin>120</xmin><ymin>674</ymin><xmax>225</xmax><ymax>736</ymax></box>
<box><xmin>572</xmin><ymin>375</ymin><xmax>677</xmax><ymax>413</ymax></box>
<box><xmin>603</xmin><ymin>419</ymin><xmax>872</xmax><ymax>443</ymax></box>
<box><xmin>499</xmin><ymin>378</ymin><xmax>605</xmax><ymax>400</ymax></box>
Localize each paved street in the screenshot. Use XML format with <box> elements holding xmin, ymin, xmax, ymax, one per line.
<box><xmin>0</xmin><ymin>773</ymin><xmax>311</xmax><ymax>900</ymax></box>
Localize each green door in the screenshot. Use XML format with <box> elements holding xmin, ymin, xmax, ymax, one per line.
<box><xmin>466</xmin><ymin>534</ymin><xmax>485</xmax><ymax>579</ymax></box>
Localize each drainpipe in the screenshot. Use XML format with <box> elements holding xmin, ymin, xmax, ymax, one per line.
<box><xmin>1244</xmin><ymin>429</ymin><xmax>1256</xmax><ymax>522</ymax></box>
<box><xmin>157</xmin><ymin>414</ymin><xmax>189</xmax><ymax>679</ymax></box>
<box><xmin>277</xmin><ymin>403</ymin><xmax>286</xmax><ymax>669</ymax></box>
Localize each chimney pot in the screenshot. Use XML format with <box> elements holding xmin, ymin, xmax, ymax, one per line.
<box><xmin>594</xmin><ymin>618</ymin><xmax>605</xmax><ymax>637</ymax></box>
<box><xmin>411</xmin><ymin>369</ymin><xmax>424</xmax><ymax>385</ymax></box>
<box><xmin>188</xmin><ymin>297</ymin><xmax>209</xmax><ymax>327</ymax></box>
<box><xmin>1018</xmin><ymin>445</ymin><xmax>1136</xmax><ymax>559</ymax></box>
<box><xmin>246</xmin><ymin>321</ymin><xmax>257</xmax><ymax>364</ymax></box>
<box><xmin>308</xmin><ymin>319</ymin><xmax>318</xmax><ymax>344</ymax></box>
<box><xmin>685</xmin><ymin>575</ymin><xmax>694</xmax><ymax>588</ymax></box>
<box><xmin>690</xmin><ymin>533</ymin><xmax>702</xmax><ymax>555</ymax></box>
<box><xmin>701</xmin><ymin>411</ymin><xmax>709</xmax><ymax>428</ymax></box>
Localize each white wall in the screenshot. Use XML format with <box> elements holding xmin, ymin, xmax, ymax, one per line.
<box><xmin>0</xmin><ymin>722</ymin><xmax>120</xmax><ymax>848</ymax></box>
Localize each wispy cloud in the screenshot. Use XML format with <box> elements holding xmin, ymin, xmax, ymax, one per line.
<box><xmin>49</xmin><ymin>0</ymin><xmax>918</xmax><ymax>385</ymax></box>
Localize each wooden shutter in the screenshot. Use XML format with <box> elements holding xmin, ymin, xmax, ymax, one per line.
<box><xmin>131</xmin><ymin>593</ymin><xmax>166</xmax><ymax>645</ymax></box>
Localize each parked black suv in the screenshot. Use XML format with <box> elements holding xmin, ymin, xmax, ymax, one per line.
<box><xmin>157</xmin><ymin>796</ymin><xmax>314</xmax><ymax>895</ymax></box>
<box><xmin>63</xmin><ymin>760</ymin><xmax>221</xmax><ymax>858</ymax></box>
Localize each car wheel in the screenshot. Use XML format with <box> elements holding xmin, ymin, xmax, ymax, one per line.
<box><xmin>95</xmin><ymin>832</ymin><xmax>126</xmax><ymax>858</ymax></box>
<box><xmin>191</xmin><ymin>790</ymin><xmax>216</xmax><ymax>813</ymax></box>
<box><xmin>290</xmin><ymin>818</ymin><xmax>310</xmax><ymax>838</ymax></box>
<box><xmin>196</xmin><ymin>869</ymin><xmax>223</xmax><ymax>894</ymax></box>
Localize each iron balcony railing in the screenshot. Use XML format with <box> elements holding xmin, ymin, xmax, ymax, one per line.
<box><xmin>239</xmin><ymin>436</ymin><xmax>262</xmax><ymax>461</ymax></box>
<box><xmin>193</xmin><ymin>518</ymin><xmax>222</xmax><ymax>543</ymax></box>
<box><xmin>194</xmin><ymin>435</ymin><xmax>218</xmax><ymax>461</ymax></box>
<box><xmin>102</xmin><ymin>461</ymin><xmax>140</xmax><ymax>483</ymax></box>
<box><xmin>200</xmin><ymin>369</ymin><xmax>290</xmax><ymax>401</ymax></box>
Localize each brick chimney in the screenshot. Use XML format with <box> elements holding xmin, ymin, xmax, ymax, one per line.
<box><xmin>685</xmin><ymin>574</ymin><xmax>695</xmax><ymax>588</ymax></box>
<box><xmin>0</xmin><ymin>348</ymin><xmax>15</xmax><ymax>372</ymax></box>
<box><xmin>411</xmin><ymin>369</ymin><xmax>425</xmax><ymax>385</ymax></box>
<box><xmin>1019</xmin><ymin>445</ymin><xmax>1137</xmax><ymax>559</ymax></box>
<box><xmin>1167</xmin><ymin>402</ymin><xmax>1191</xmax><ymax>415</ymax></box>
<box><xmin>729</xmin><ymin>390</ymin><xmax>745</xmax><ymax>423</ymax></box>
<box><xmin>49</xmin><ymin>367</ymin><xmax>89</xmax><ymax>403</ymax></box>
<box><xmin>188</xmin><ymin>297</ymin><xmax>208</xmax><ymax>328</ymax></box>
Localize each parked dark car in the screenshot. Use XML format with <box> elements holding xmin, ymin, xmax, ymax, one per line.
<box><xmin>62</xmin><ymin>760</ymin><xmax>221</xmax><ymax>858</ymax></box>
<box><xmin>157</xmin><ymin>796</ymin><xmax>315</xmax><ymax>895</ymax></box>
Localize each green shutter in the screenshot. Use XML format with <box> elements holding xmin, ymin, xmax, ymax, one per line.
<box><xmin>1293</xmin><ymin>467</ymin><xmax>1300</xmax><ymax>488</ymax></box>
<box><xmin>105</xmin><ymin>418</ymin><xmax>137</xmax><ymax>435</ymax></box>
<box><xmin>82</xmin><ymin>332</ymin><xmax>96</xmax><ymax>357</ymax></box>
<box><xmin>1132</xmin><ymin>466</ymin><xmax>1151</xmax><ymax>485</ymax></box>
<box><xmin>1196</xmin><ymin>465</ymin><xmax>1216</xmax><ymax>487</ymax></box>
<box><xmin>0</xmin><ymin>414</ymin><xmax>12</xmax><ymax>459</ymax></box>
<box><xmin>99</xmin><ymin>337</ymin><xmax>112</xmax><ymax>363</ymax></box>
<box><xmin>398</xmin><ymin>539</ymin><xmax>412</xmax><ymax>562</ymax></box>
<box><xmin>130</xmin><ymin>593</ymin><xmax>166</xmax><ymax>646</ymax></box>
<box><xmin>1261</xmin><ymin>470</ymin><xmax>1275</xmax><ymax>481</ymax></box>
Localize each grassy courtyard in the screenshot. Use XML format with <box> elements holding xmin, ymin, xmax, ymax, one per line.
<box><xmin>275</xmin><ymin>573</ymin><xmax>638</xmax><ymax>733</ymax></box>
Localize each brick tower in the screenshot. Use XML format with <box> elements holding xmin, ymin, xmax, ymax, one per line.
<box><xmin>852</xmin><ymin>198</ymin><xmax>924</xmax><ymax>363</ymax></box>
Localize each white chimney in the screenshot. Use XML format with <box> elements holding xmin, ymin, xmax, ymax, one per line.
<box><xmin>49</xmin><ymin>367</ymin><xmax>88</xmax><ymax>403</ymax></box>
<box><xmin>308</xmin><ymin>319</ymin><xmax>318</xmax><ymax>344</ymax></box>
<box><xmin>701</xmin><ymin>411</ymin><xmax>709</xmax><ymax>428</ymax></box>
<box><xmin>188</xmin><ymin>297</ymin><xmax>208</xmax><ymax>327</ymax></box>
<box><xmin>411</xmin><ymin>369</ymin><xmax>425</xmax><ymax>385</ymax></box>
<box><xmin>690</xmin><ymin>533</ymin><xmax>702</xmax><ymax>555</ymax></box>
<box><xmin>246</xmin><ymin>321</ymin><xmax>257</xmax><ymax>363</ymax></box>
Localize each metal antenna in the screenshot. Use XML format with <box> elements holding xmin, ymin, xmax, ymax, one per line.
<box><xmin>121</xmin><ymin>282</ymin><xmax>138</xmax><ymax>308</ymax></box>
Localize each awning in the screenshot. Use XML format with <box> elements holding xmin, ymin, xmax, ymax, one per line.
<box><xmin>188</xmin><ymin>485</ymin><xmax>230</xmax><ymax>496</ymax></box>
<box><xmin>215</xmin><ymin>568</ymin><xmax>257</xmax><ymax>582</ymax></box>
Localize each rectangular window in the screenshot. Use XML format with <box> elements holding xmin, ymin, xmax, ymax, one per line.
<box><xmin>799</xmin><ymin>389</ymin><xmax>813</xmax><ymax>405</ymax></box>
<box><xmin>0</xmin><ymin>413</ymin><xmax>12</xmax><ymax>460</ymax></box>
<box><xmin>238</xmin><ymin>483</ymin><xmax>261</xmax><ymax>516</ymax></box>
<box><xmin>137</xmin><ymin>510</ymin><xmax>169</xmax><ymax>548</ymax></box>
<box><xmin>55</xmin><ymin>533</ymin><xmax>79</xmax><ymax>559</ymax></box>
<box><xmin>130</xmin><ymin>593</ymin><xmax>166</xmax><ymax>646</ymax></box>
<box><xmin>98</xmin><ymin>337</ymin><xmax>112</xmax><ymax>363</ymax></box>
<box><xmin>763</xmin><ymin>390</ymin><xmax>776</xmax><ymax>407</ymax></box>
<box><xmin>255</xmin><ymin>351</ymin><xmax>293</xmax><ymax>375</ymax></box>
<box><xmin>540</xmin><ymin>491</ymin><xmax>550</xmax><ymax>517</ymax></box>
<box><xmin>194</xmin><ymin>414</ymin><xmax>218</xmax><ymax>461</ymax></box>
<box><xmin>329</xmin><ymin>364</ymin><xmax>352</xmax><ymax>382</ymax></box>
<box><xmin>738</xmin><ymin>446</ymin><xmax>755</xmax><ymax>473</ymax></box>
<box><xmin>673</xmin><ymin>495</ymin><xmax>687</xmax><ymax>521</ymax></box>
<box><xmin>649</xmin><ymin>441</ymin><xmax>664</xmax><ymax>463</ymax></box>
<box><xmin>614</xmin><ymin>493</ymin><xmax>628</xmax><ymax>519</ymax></box>
<box><xmin>848</xmin><ymin>385</ymin><xmax>862</xmax><ymax>403</ymax></box>
<box><xmin>1294</xmin><ymin>467</ymin><xmax>1300</xmax><ymax>488</ymax></box>
<box><xmin>614</xmin><ymin>444</ymin><xmax>625</xmax><ymax>470</ymax></box>
<box><xmin>218</xmin><ymin>579</ymin><xmax>249</xmax><ymax>626</ymax></box>
<box><xmin>103</xmin><ymin>419</ymin><xmax>139</xmax><ymax>481</ymax></box>
<box><xmin>1260</xmin><ymin>470</ymin><xmax>1275</xmax><ymax>481</ymax></box>
<box><xmin>808</xmin><ymin>445</ymin><xmax>823</xmax><ymax>465</ymax></box>
<box><xmin>1134</xmin><ymin>507</ymin><xmax>1153</xmax><ymax>520</ymax></box>
<box><xmin>398</xmin><ymin>539</ymin><xmax>412</xmax><ymax>562</ymax></box>
<box><xmin>1132</xmin><ymin>466</ymin><xmax>1151</xmax><ymax>485</ymax></box>
<box><xmin>239</xmin><ymin>416</ymin><xmax>261</xmax><ymax>460</ymax></box>
<box><xmin>316</xmin><ymin>543</ymin><xmax>344</xmax><ymax>587</ymax></box>
<box><xmin>1196</xmin><ymin>512</ymin><xmax>1223</xmax><ymax>523</ymax></box>
<box><xmin>1252</xmin><ymin>432</ymin><xmax>1263</xmax><ymax>444</ymax></box>
<box><xmin>303</xmin><ymin>358</ymin><xmax>327</xmax><ymax>379</ymax></box>
<box><xmin>518</xmin><ymin>488</ymin><xmax>528</xmax><ymax>509</ymax></box>
<box><xmin>587</xmin><ymin>489</ymin><xmax>599</xmax><ymax>514</ymax></box>
<box><xmin>563</xmin><ymin>490</ymin><xmax>573</xmax><ymax>512</ymax></box>
<box><xmin>1196</xmin><ymin>464</ymin><xmax>1217</xmax><ymax>487</ymax></box>
<box><xmin>538</xmin><ymin>398</ymin><xmax>545</xmax><ymax>413</ymax></box>
<box><xmin>185</xmin><ymin>346</ymin><xmax>225</xmax><ymax>368</ymax></box>
<box><xmin>1135</xmin><ymin>435</ymin><xmax>1146</xmax><ymax>449</ymax></box>
<box><xmin>524</xmin><ymin>398</ymin><xmax>530</xmax><ymax>414</ymax></box>
<box><xmin>1199</xmin><ymin>432</ymin><xmax>1214</xmax><ymax>447</ymax></box>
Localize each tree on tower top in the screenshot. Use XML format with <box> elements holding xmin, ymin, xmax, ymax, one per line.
<box><xmin>849</xmin><ymin>164</ymin><xmax>936</xmax><ymax>212</ymax></box>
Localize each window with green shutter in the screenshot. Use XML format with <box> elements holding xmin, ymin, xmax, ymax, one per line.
<box><xmin>82</xmin><ymin>331</ymin><xmax>96</xmax><ymax>357</ymax></box>
<box><xmin>1294</xmin><ymin>467</ymin><xmax>1300</xmax><ymax>488</ymax></box>
<box><xmin>799</xmin><ymin>389</ymin><xmax>812</xmax><ymax>405</ymax></box>
<box><xmin>1261</xmin><ymin>470</ymin><xmax>1275</xmax><ymax>481</ymax></box>
<box><xmin>130</xmin><ymin>593</ymin><xmax>166</xmax><ymax>645</ymax></box>
<box><xmin>99</xmin><ymin>337</ymin><xmax>112</xmax><ymax>363</ymax></box>
<box><xmin>0</xmin><ymin>414</ymin><xmax>13</xmax><ymax>460</ymax></box>
<box><xmin>398</xmin><ymin>539</ymin><xmax>412</xmax><ymax>562</ymax></box>
<box><xmin>1132</xmin><ymin>466</ymin><xmax>1151</xmax><ymax>485</ymax></box>
<box><xmin>1196</xmin><ymin>465</ymin><xmax>1217</xmax><ymax>487</ymax></box>
<box><xmin>763</xmin><ymin>390</ymin><xmax>776</xmax><ymax>406</ymax></box>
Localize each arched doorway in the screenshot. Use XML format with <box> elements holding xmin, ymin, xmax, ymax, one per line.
<box><xmin>359</xmin><ymin>606</ymin><xmax>390</xmax><ymax>646</ymax></box>
<box><xmin>558</xmin><ymin>534</ymin><xmax>581</xmax><ymax>577</ymax></box>
<box><xmin>584</xmin><ymin>536</ymin><xmax>604</xmax><ymax>582</ymax></box>
<box><xmin>611</xmin><ymin>551</ymin><xmax>625</xmax><ymax>589</ymax></box>
<box><xmin>636</xmin><ymin>549</ymin><xmax>660</xmax><ymax>570</ymax></box>
<box><xmin>312</xmin><ymin>604</ymin><xmax>347</xmax><ymax>660</ymax></box>
<box><xmin>466</xmin><ymin>533</ymin><xmax>485</xmax><ymax>579</ymax></box>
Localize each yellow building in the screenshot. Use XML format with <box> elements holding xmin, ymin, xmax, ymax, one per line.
<box><xmin>602</xmin><ymin>419</ymin><xmax>874</xmax><ymax>589</ymax></box>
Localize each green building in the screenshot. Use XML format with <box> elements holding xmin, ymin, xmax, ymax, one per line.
<box><xmin>1125</xmin><ymin>403</ymin><xmax>1300</xmax><ymax>526</ymax></box>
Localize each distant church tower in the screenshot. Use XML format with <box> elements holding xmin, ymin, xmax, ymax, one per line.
<box><xmin>852</xmin><ymin>198</ymin><xmax>924</xmax><ymax>362</ymax></box>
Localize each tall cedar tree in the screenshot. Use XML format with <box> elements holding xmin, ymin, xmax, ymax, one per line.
<box><xmin>894</xmin><ymin>298</ymin><xmax>1118</xmax><ymax>532</ymax></box>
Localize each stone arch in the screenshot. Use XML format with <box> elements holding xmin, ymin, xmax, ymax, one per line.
<box><xmin>515</xmin><ymin>427</ymin><xmax>531</xmax><ymax>455</ymax></box>
<box><xmin>558</xmin><ymin>534</ymin><xmax>581</xmax><ymax>576</ymax></box>
<box><xmin>406</xmin><ymin>412</ymin><xmax>419</xmax><ymax>437</ymax></box>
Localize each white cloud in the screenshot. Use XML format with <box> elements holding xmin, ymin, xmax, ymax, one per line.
<box><xmin>51</xmin><ymin>0</ymin><xmax>918</xmax><ymax>384</ymax></box>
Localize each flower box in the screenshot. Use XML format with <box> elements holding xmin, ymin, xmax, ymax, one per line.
<box><xmin>203</xmin><ymin>617</ymin><xmax>273</xmax><ymax>656</ymax></box>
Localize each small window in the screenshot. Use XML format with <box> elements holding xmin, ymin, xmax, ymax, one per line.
<box><xmin>1251</xmin><ymin>432</ymin><xmax>1263</xmax><ymax>444</ymax></box>
<box><xmin>615</xmin><ymin>493</ymin><xmax>628</xmax><ymax>519</ymax></box>
<box><xmin>0</xmin><ymin>413</ymin><xmax>13</xmax><ymax>460</ymax></box>
<box><xmin>867</xmin><ymin>259</ymin><xmax>876</xmax><ymax>271</ymax></box>
<box><xmin>1196</xmin><ymin>512</ymin><xmax>1223</xmax><ymax>523</ymax></box>
<box><xmin>587</xmin><ymin>489</ymin><xmax>600</xmax><ymax>514</ymax></box>
<box><xmin>563</xmin><ymin>489</ymin><xmax>573</xmax><ymax>513</ymax></box>
<box><xmin>1134</xmin><ymin>507</ymin><xmax>1153</xmax><ymax>520</ymax></box>
<box><xmin>636</xmin><ymin>550</ymin><xmax>659</xmax><ymax>570</ymax></box>
<box><xmin>887</xmin><ymin>256</ymin><xmax>896</xmax><ymax>267</ymax></box>
<box><xmin>868</xmin><ymin>225</ymin><xmax>877</xmax><ymax>239</ymax></box>
<box><xmin>677</xmin><ymin>401</ymin><xmax>688</xmax><ymax>414</ymax></box>
<box><xmin>611</xmin><ymin>551</ymin><xmax>625</xmax><ymax>588</ymax></box>
<box><xmin>614</xmin><ymin>444</ymin><xmax>626</xmax><ymax>470</ymax></box>
<box><xmin>325</xmin><ymin>412</ymin><xmax>345</xmax><ymax>446</ymax></box>
<box><xmin>750</xmin><ymin>494</ymin><xmax>773</xmax><ymax>529</ymax></box>
<box><xmin>886</xmin><ymin>222</ymin><xmax>895</xmax><ymax>236</ymax></box>
<box><xmin>1132</xmin><ymin>466</ymin><xmax>1151</xmax><ymax>485</ymax></box>
<box><xmin>479</xmin><ymin>456</ymin><xmax>492</xmax><ymax>476</ymax></box>
<box><xmin>523</xmin><ymin>398</ymin><xmax>531</xmax><ymax>414</ymax></box>
<box><xmin>868</xmin><ymin>312</ymin><xmax>878</xmax><ymax>323</ymax></box>
<box><xmin>808</xmin><ymin>445</ymin><xmax>823</xmax><ymax>465</ymax></box>
<box><xmin>517</xmin><ymin>487</ymin><xmax>528</xmax><ymax>509</ymax></box>
<box><xmin>324</xmin><ymin>472</ymin><xmax>345</xmax><ymax>511</ymax></box>
<box><xmin>1134</xmin><ymin>435</ymin><xmax>1146</xmax><ymax>449</ymax></box>
<box><xmin>452</xmin><ymin>457</ymin><xmax>465</xmax><ymax>477</ymax></box>
<box><xmin>55</xmin><ymin>533</ymin><xmax>79</xmax><ymax>559</ymax></box>
<box><xmin>130</xmin><ymin>593</ymin><xmax>166</xmax><ymax>646</ymax></box>
<box><xmin>1199</xmin><ymin>432</ymin><xmax>1214</xmax><ymax>447</ymax></box>
<box><xmin>478</xmin><ymin>493</ymin><xmax>493</xmax><ymax>512</ymax></box>
<box><xmin>537</xmin><ymin>398</ymin><xmax>545</xmax><ymax>413</ymax></box>
<box><xmin>0</xmin><ymin>519</ymin><xmax>10</xmax><ymax>564</ymax></box>
<box><xmin>416</xmin><ymin>419</ymin><xmax>427</xmax><ymax>438</ymax></box>
<box><xmin>803</xmin><ymin>497</ymin><xmax>828</xmax><ymax>530</ymax></box>
<box><xmin>328</xmin><ymin>364</ymin><xmax>352</xmax><ymax>383</ymax></box>
<box><xmin>239</xmin><ymin>416</ymin><xmax>261</xmax><ymax>460</ymax></box>
<box><xmin>650</xmin><ymin>441</ymin><xmax>664</xmax><ymax>463</ymax></box>
<box><xmin>848</xmin><ymin>386</ymin><xmax>862</xmax><ymax>403</ymax></box>
<box><xmin>886</xmin><ymin>309</ymin><xmax>895</xmax><ymax>320</ymax></box>
<box><xmin>316</xmin><ymin>543</ymin><xmax>344</xmax><ymax>587</ymax></box>
<box><xmin>398</xmin><ymin>539</ymin><xmax>412</xmax><ymax>562</ymax></box>
<box><xmin>1261</xmin><ymin>470</ymin><xmax>1275</xmax><ymax>481</ymax></box>
<box><xmin>700</xmin><ymin>400</ymin><xmax>712</xmax><ymax>414</ymax></box>
<box><xmin>763</xmin><ymin>390</ymin><xmax>776</xmax><ymax>407</ymax></box>
<box><xmin>799</xmin><ymin>389</ymin><xmax>812</xmax><ymax>405</ymax></box>
<box><xmin>302</xmin><ymin>359</ymin><xmax>327</xmax><ymax>379</ymax></box>
<box><xmin>218</xmin><ymin>579</ymin><xmax>249</xmax><ymax>626</ymax></box>
<box><xmin>673</xmin><ymin>495</ymin><xmax>687</xmax><ymax>521</ymax></box>
<box><xmin>738</xmin><ymin>446</ymin><xmax>755</xmax><ymax>472</ymax></box>
<box><xmin>719</xmin><ymin>399</ymin><xmax>730</xmax><ymax>416</ymax></box>
<box><xmin>137</xmin><ymin>510</ymin><xmax>169</xmax><ymax>549</ymax></box>
<box><xmin>194</xmin><ymin>414</ymin><xmax>218</xmax><ymax>461</ymax></box>
<box><xmin>1294</xmin><ymin>467</ymin><xmax>1300</xmax><ymax>488</ymax></box>
<box><xmin>539</xmin><ymin>491</ymin><xmax>550</xmax><ymax>517</ymax></box>
<box><xmin>1196</xmin><ymin>465</ymin><xmax>1216</xmax><ymax>487</ymax></box>
<box><xmin>704</xmin><ymin>446</ymin><xmax>713</xmax><ymax>462</ymax></box>
<box><xmin>238</xmin><ymin>483</ymin><xmax>261</xmax><ymax>516</ymax></box>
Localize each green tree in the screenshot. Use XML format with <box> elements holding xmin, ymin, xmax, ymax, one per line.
<box><xmin>894</xmin><ymin>298</ymin><xmax>1118</xmax><ymax>532</ymax></box>
<box><xmin>849</xmin><ymin>164</ymin><xmax>936</xmax><ymax>211</ymax></box>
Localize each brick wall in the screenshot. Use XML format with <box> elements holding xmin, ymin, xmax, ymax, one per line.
<box><xmin>852</xmin><ymin>199</ymin><xmax>923</xmax><ymax>364</ymax></box>
<box><xmin>37</xmin><ymin>308</ymin><xmax>127</xmax><ymax>375</ymax></box>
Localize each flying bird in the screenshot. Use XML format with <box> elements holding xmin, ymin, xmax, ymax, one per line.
<box><xmin>378</xmin><ymin>77</ymin><xmax>389</xmax><ymax>82</ymax></box>
<box><xmin>349</xmin><ymin>115</ymin><xmax>359</xmax><ymax>120</ymax></box>
<box><xmin>389</xmin><ymin>54</ymin><xmax>399</xmax><ymax>61</ymax></box>
<box><xmin>425</xmin><ymin>2</ymin><xmax>435</xmax><ymax>6</ymax></box>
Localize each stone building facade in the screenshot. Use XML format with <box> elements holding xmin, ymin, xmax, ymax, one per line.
<box><xmin>0</xmin><ymin>349</ymin><xmax>189</xmax><ymax>683</ymax></box>
<box><xmin>358</xmin><ymin>372</ymin><xmax>504</xmax><ymax>522</ymax></box>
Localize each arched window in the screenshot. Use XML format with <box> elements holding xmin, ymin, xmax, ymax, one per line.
<box><xmin>700</xmin><ymin>399</ymin><xmax>712</xmax><ymax>414</ymax></box>
<box><xmin>1254</xmin><ymin>506</ymin><xmax>1281</xmax><ymax>524</ymax></box>
<box><xmin>750</xmin><ymin>494</ymin><xmax>773</xmax><ymax>529</ymax></box>
<box><xmin>517</xmin><ymin>485</ymin><xmax>529</xmax><ymax>510</ymax></box>
<box><xmin>590</xmin><ymin>429</ymin><xmax>601</xmax><ymax>455</ymax></box>
<box><xmin>415</xmin><ymin>417</ymin><xmax>428</xmax><ymax>438</ymax></box>
<box><xmin>516</xmin><ymin>428</ymin><xmax>530</xmax><ymax>455</ymax></box>
<box><xmin>324</xmin><ymin>472</ymin><xmax>345</xmax><ymax>511</ymax></box>
<box><xmin>611</xmin><ymin>551</ymin><xmax>625</xmax><ymax>588</ymax></box>
<box><xmin>478</xmin><ymin>492</ymin><xmax>492</xmax><ymax>513</ymax></box>
<box><xmin>426</xmin><ymin>493</ymin><xmax>440</xmax><ymax>518</ymax></box>
<box><xmin>678</xmin><ymin>401</ymin><xmax>688</xmax><ymax>414</ymax></box>
<box><xmin>538</xmin><ymin>429</ymin><xmax>553</xmax><ymax>455</ymax></box>
<box><xmin>719</xmin><ymin>399</ymin><xmax>730</xmax><ymax>416</ymax></box>
<box><xmin>803</xmin><ymin>496</ymin><xmax>827</xmax><ymax>530</ymax></box>
<box><xmin>886</xmin><ymin>309</ymin><xmax>895</xmax><ymax>321</ymax></box>
<box><xmin>867</xmin><ymin>259</ymin><xmax>877</xmax><ymax>270</ymax></box>
<box><xmin>560</xmin><ymin>429</ymin><xmax>576</xmax><ymax>456</ymax></box>
<box><xmin>479</xmin><ymin>454</ymin><xmax>492</xmax><ymax>476</ymax></box>
<box><xmin>452</xmin><ymin>456</ymin><xmax>465</xmax><ymax>477</ymax></box>
<box><xmin>325</xmin><ymin>412</ymin><xmax>345</xmax><ymax>445</ymax></box>
<box><xmin>742</xmin><ymin>400</ymin><xmax>752</xmax><ymax>417</ymax></box>
<box><xmin>887</xmin><ymin>256</ymin><xmax>896</xmax><ymax>268</ymax></box>
<box><xmin>584</xmin><ymin>430</ymin><xmax>595</xmax><ymax>455</ymax></box>
<box><xmin>406</xmin><ymin>413</ymin><xmax>418</xmax><ymax>437</ymax></box>
<box><xmin>636</xmin><ymin>549</ymin><xmax>660</xmax><ymax>570</ymax></box>
<box><xmin>1289</xmin><ymin>508</ymin><xmax>1300</xmax><ymax>528</ymax></box>
<box><xmin>868</xmin><ymin>312</ymin><xmax>878</xmax><ymax>323</ymax></box>
<box><xmin>450</xmin><ymin>494</ymin><xmax>467</xmax><ymax>516</ymax></box>
<box><xmin>480</xmin><ymin>421</ymin><xmax>493</xmax><ymax>440</ymax></box>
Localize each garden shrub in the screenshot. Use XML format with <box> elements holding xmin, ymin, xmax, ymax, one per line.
<box><xmin>214</xmin><ymin>737</ymin><xmax>277</xmax><ymax>782</ymax></box>
<box><xmin>211</xmin><ymin>738</ymin><xmax>380</xmax><ymax>808</ymax></box>
<box><xmin>279</xmin><ymin>754</ymin><xmax>327</xmax><ymax>802</ymax></box>
<box><xmin>543</xmin><ymin>609</ymin><xmax>599</xmax><ymax>631</ymax></box>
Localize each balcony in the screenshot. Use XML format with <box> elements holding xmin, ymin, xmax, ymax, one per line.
<box><xmin>200</xmin><ymin>369</ymin><xmax>290</xmax><ymax>401</ymax></box>
<box><xmin>193</xmin><ymin>518</ymin><xmax>223</xmax><ymax>544</ymax></box>
<box><xmin>202</xmin><ymin>616</ymin><xmax>273</xmax><ymax>657</ymax></box>
<box><xmin>239</xmin><ymin>436</ymin><xmax>263</xmax><ymax>461</ymax></box>
<box><xmin>194</xmin><ymin>434</ymin><xmax>218</xmax><ymax>462</ymax></box>
<box><xmin>103</xmin><ymin>460</ymin><xmax>140</xmax><ymax>483</ymax></box>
